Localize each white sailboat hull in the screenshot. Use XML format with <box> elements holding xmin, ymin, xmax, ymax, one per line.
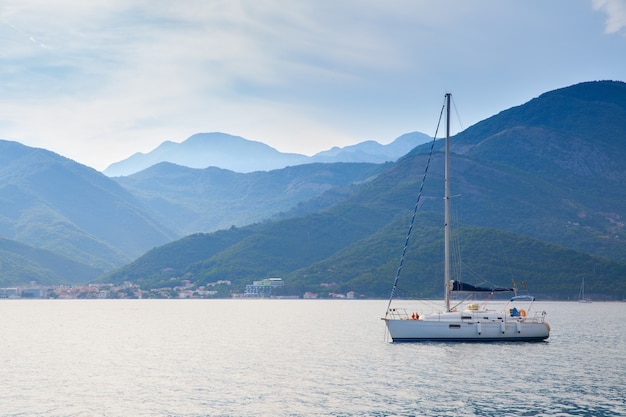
<box><xmin>384</xmin><ymin>310</ymin><xmax>550</xmax><ymax>342</ymax></box>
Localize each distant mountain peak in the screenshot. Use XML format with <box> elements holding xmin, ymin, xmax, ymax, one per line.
<box><xmin>103</xmin><ymin>132</ymin><xmax>305</xmax><ymax>176</ymax></box>
<box><xmin>103</xmin><ymin>131</ymin><xmax>431</xmax><ymax>177</ymax></box>
<box><xmin>540</xmin><ymin>80</ymin><xmax>626</xmax><ymax>108</ymax></box>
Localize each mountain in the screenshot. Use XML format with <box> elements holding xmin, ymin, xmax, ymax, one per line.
<box><xmin>0</xmin><ymin>237</ymin><xmax>102</xmax><ymax>286</ymax></box>
<box><xmin>103</xmin><ymin>81</ymin><xmax>626</xmax><ymax>299</ymax></box>
<box><xmin>308</xmin><ymin>132</ymin><xmax>431</xmax><ymax>164</ymax></box>
<box><xmin>102</xmin><ymin>132</ymin><xmax>431</xmax><ymax>177</ymax></box>
<box><xmin>104</xmin><ymin>133</ymin><xmax>309</xmax><ymax>177</ymax></box>
<box><xmin>113</xmin><ymin>162</ymin><xmax>389</xmax><ymax>235</ymax></box>
<box><xmin>440</xmin><ymin>80</ymin><xmax>626</xmax><ymax>260</ymax></box>
<box><xmin>0</xmin><ymin>140</ymin><xmax>179</xmax><ymax>282</ymax></box>
<box><xmin>0</xmin><ymin>140</ymin><xmax>392</xmax><ymax>286</ymax></box>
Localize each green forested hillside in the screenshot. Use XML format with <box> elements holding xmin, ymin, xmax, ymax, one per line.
<box><xmin>103</xmin><ymin>203</ymin><xmax>397</xmax><ymax>288</ymax></box>
<box><xmin>101</xmin><ymin>227</ymin><xmax>254</xmax><ymax>288</ymax></box>
<box><xmin>0</xmin><ymin>237</ymin><xmax>102</xmax><ymax>285</ymax></box>
<box><xmin>284</xmin><ymin>215</ymin><xmax>626</xmax><ymax>300</ymax></box>
<box><xmin>102</xmin><ymin>201</ymin><xmax>626</xmax><ymax>299</ymax></box>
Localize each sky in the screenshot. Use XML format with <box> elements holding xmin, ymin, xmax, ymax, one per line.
<box><xmin>1</xmin><ymin>0</ymin><xmax>625</xmax><ymax>171</ymax></box>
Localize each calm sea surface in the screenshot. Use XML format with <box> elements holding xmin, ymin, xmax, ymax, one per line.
<box><xmin>0</xmin><ymin>299</ymin><xmax>624</xmax><ymax>417</ymax></box>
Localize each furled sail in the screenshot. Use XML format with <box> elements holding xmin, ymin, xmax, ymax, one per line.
<box><xmin>451</xmin><ymin>281</ymin><xmax>515</xmax><ymax>293</ymax></box>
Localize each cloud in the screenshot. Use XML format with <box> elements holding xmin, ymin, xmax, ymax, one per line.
<box><xmin>593</xmin><ymin>0</ymin><xmax>626</xmax><ymax>35</ymax></box>
<box><xmin>0</xmin><ymin>1</ymin><xmax>624</xmax><ymax>170</ymax></box>
<box><xmin>1</xmin><ymin>2</ymin><xmax>432</xmax><ymax>159</ymax></box>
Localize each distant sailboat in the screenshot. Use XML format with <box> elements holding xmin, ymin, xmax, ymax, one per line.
<box><xmin>382</xmin><ymin>93</ymin><xmax>551</xmax><ymax>342</ymax></box>
<box><xmin>578</xmin><ymin>277</ymin><xmax>592</xmax><ymax>303</ymax></box>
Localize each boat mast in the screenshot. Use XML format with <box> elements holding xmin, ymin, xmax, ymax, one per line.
<box><xmin>444</xmin><ymin>93</ymin><xmax>451</xmax><ymax>312</ymax></box>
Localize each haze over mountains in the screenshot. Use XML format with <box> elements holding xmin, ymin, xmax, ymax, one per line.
<box><xmin>113</xmin><ymin>162</ymin><xmax>389</xmax><ymax>236</ymax></box>
<box><xmin>1</xmin><ymin>80</ymin><xmax>625</xmax><ymax>299</ymax></box>
<box><xmin>0</xmin><ymin>141</ymin><xmax>179</xmax><ymax>284</ymax></box>
<box><xmin>103</xmin><ymin>132</ymin><xmax>431</xmax><ymax>176</ymax></box>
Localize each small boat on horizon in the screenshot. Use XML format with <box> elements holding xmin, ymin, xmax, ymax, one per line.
<box><xmin>578</xmin><ymin>277</ymin><xmax>592</xmax><ymax>303</ymax></box>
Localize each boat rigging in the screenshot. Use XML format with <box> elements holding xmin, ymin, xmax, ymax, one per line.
<box><xmin>382</xmin><ymin>93</ymin><xmax>551</xmax><ymax>342</ymax></box>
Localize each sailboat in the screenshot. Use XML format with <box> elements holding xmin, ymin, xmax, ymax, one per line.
<box><xmin>382</xmin><ymin>93</ymin><xmax>551</xmax><ymax>342</ymax></box>
<box><xmin>578</xmin><ymin>277</ymin><xmax>592</xmax><ymax>303</ymax></box>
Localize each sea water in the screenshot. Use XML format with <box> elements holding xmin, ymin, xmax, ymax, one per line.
<box><xmin>0</xmin><ymin>299</ymin><xmax>624</xmax><ymax>416</ymax></box>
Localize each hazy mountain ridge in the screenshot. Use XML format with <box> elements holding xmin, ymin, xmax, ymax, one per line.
<box><xmin>114</xmin><ymin>161</ymin><xmax>389</xmax><ymax>235</ymax></box>
<box><xmin>103</xmin><ymin>132</ymin><xmax>431</xmax><ymax>177</ymax></box>
<box><xmin>0</xmin><ymin>140</ymin><xmax>180</xmax><ymax>281</ymax></box>
<box><xmin>0</xmin><ymin>237</ymin><xmax>102</xmax><ymax>286</ymax></box>
<box><xmin>308</xmin><ymin>132</ymin><xmax>431</xmax><ymax>163</ymax></box>
<box><xmin>103</xmin><ymin>81</ymin><xmax>626</xmax><ymax>299</ymax></box>
<box><xmin>104</xmin><ymin>133</ymin><xmax>309</xmax><ymax>176</ymax></box>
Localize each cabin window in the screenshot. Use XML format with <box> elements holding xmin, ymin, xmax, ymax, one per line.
<box><xmin>461</xmin><ymin>316</ymin><xmax>472</xmax><ymax>320</ymax></box>
<box><xmin>449</xmin><ymin>324</ymin><xmax>461</xmax><ymax>329</ymax></box>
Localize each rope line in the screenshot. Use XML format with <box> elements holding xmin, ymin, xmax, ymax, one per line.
<box><xmin>385</xmin><ymin>99</ymin><xmax>446</xmax><ymax>317</ymax></box>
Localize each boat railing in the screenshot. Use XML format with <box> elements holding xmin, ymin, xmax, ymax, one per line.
<box><xmin>505</xmin><ymin>308</ymin><xmax>547</xmax><ymax>323</ymax></box>
<box><xmin>529</xmin><ymin>310</ymin><xmax>548</xmax><ymax>323</ymax></box>
<box><xmin>386</xmin><ymin>308</ymin><xmax>415</xmax><ymax>320</ymax></box>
